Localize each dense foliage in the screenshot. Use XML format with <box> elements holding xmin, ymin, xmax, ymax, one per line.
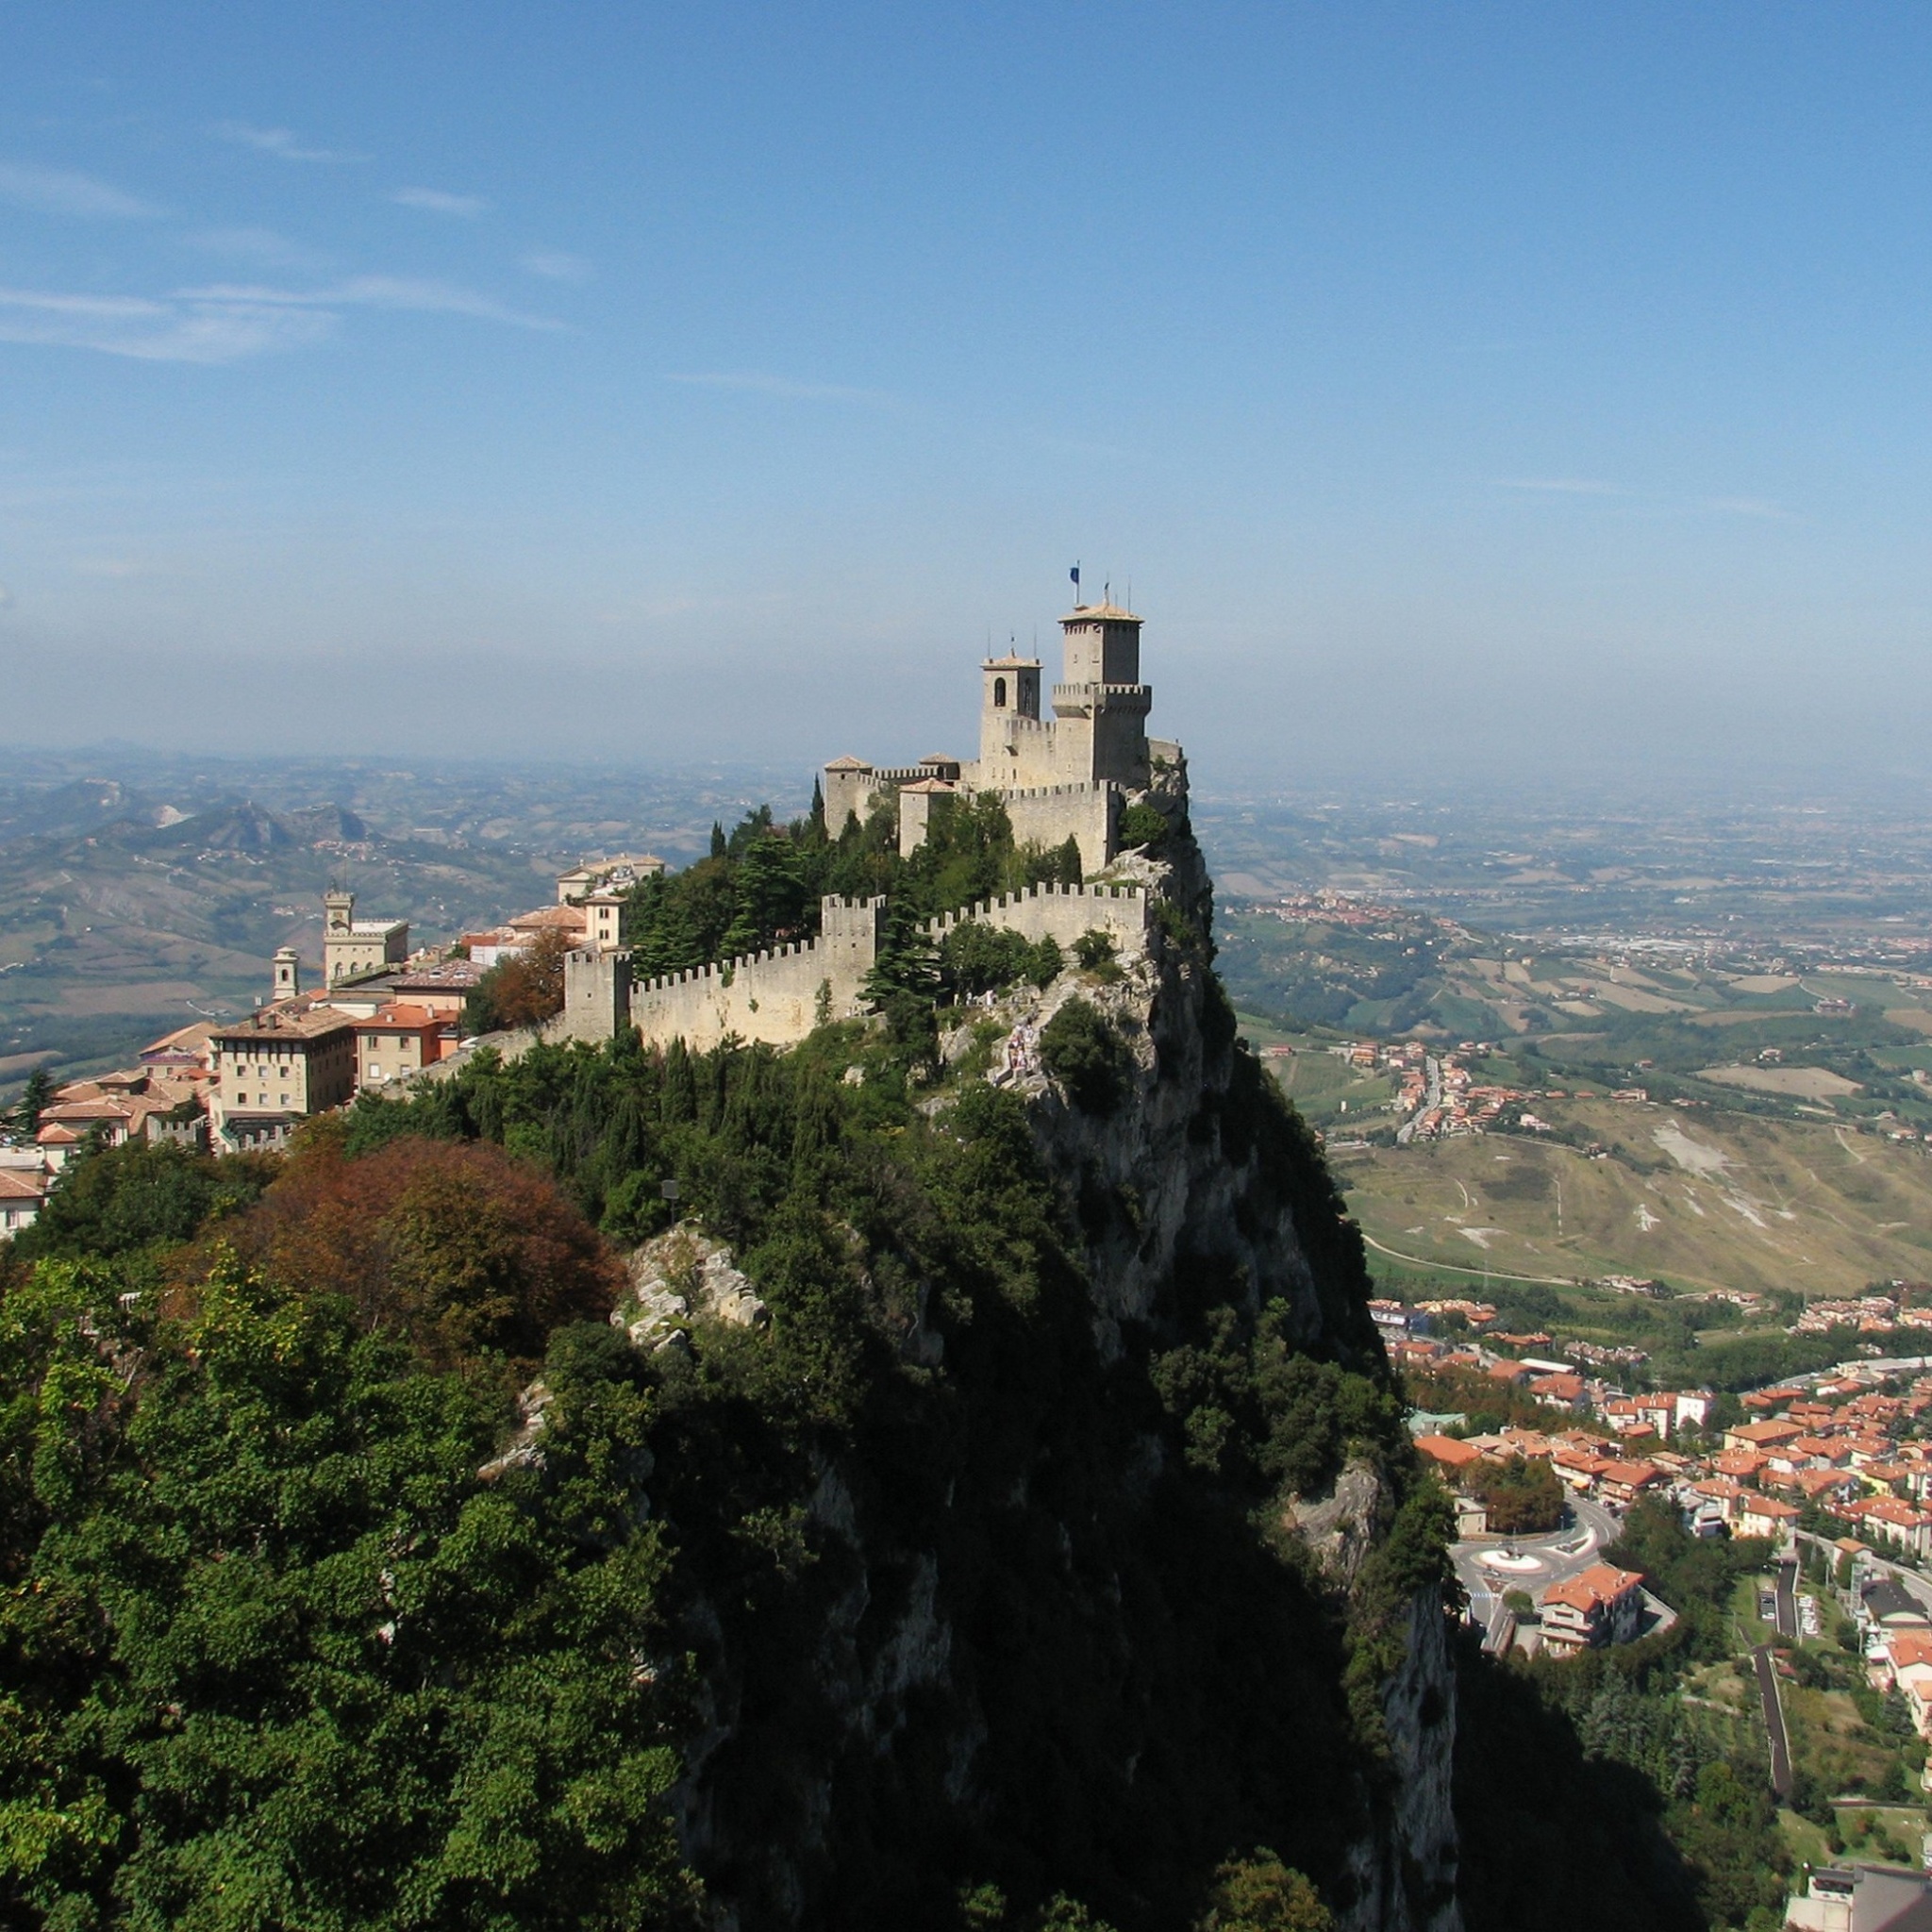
<box><xmin>0</xmin><ymin>1254</ymin><xmax>691</xmax><ymax>1930</ymax></box>
<box><xmin>625</xmin><ymin>795</ymin><xmax>1083</xmax><ymax>981</ymax></box>
<box><xmin>2</xmin><ymin>924</ymin><xmax>1433</xmax><ymax>1931</ymax></box>
<box><xmin>465</xmin><ymin>927</ymin><xmax>573</xmax><ymax>1034</ymax></box>
<box><xmin>1462</xmin><ymin>1454</ymin><xmax>1563</xmax><ymax>1536</ymax></box>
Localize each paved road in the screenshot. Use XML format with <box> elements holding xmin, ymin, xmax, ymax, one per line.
<box><xmin>1753</xmin><ymin>1644</ymin><xmax>1795</xmax><ymax>1798</ymax></box>
<box><xmin>1774</xmin><ymin>1557</ymin><xmax>1799</xmax><ymax>1642</ymax></box>
<box><xmin>1395</xmin><ymin>1055</ymin><xmax>1443</xmax><ymax>1146</ymax></box>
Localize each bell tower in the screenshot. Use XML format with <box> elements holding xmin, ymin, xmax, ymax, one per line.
<box><xmin>272</xmin><ymin>946</ymin><xmax>301</xmax><ymax>1002</ymax></box>
<box><xmin>978</xmin><ymin>648</ymin><xmax>1042</xmax><ymax>774</ymax></box>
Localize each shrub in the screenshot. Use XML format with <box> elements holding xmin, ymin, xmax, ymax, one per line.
<box><xmin>1118</xmin><ymin>803</ymin><xmax>1168</xmax><ymax>851</ymax></box>
<box><xmin>13</xmin><ymin>1140</ymin><xmax>275</xmax><ymax>1261</ymax></box>
<box><xmin>466</xmin><ymin>926</ymin><xmax>572</xmax><ymax>1033</ymax></box>
<box><xmin>1073</xmin><ymin>929</ymin><xmax>1118</xmax><ymax>972</ymax></box>
<box><xmin>1039</xmin><ymin>998</ymin><xmax>1132</xmax><ymax>1115</ymax></box>
<box><xmin>940</xmin><ymin>924</ymin><xmax>1063</xmax><ymax>1000</ymax></box>
<box><xmin>214</xmin><ymin>1134</ymin><xmax>624</xmax><ymax>1370</ymax></box>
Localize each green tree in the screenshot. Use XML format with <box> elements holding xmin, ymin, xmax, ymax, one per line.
<box><xmin>1039</xmin><ymin>998</ymin><xmax>1131</xmax><ymax>1114</ymax></box>
<box><xmin>1194</xmin><ymin>1851</ymin><xmax>1331</xmax><ymax>1930</ymax></box>
<box><xmin>0</xmin><ymin>1262</ymin><xmax>694</xmax><ymax>1930</ymax></box>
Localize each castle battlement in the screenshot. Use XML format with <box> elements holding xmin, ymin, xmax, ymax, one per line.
<box><xmin>826</xmin><ymin>599</ymin><xmax>1169</xmax><ymax>874</ymax></box>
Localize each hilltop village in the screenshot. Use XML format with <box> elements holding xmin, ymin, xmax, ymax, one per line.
<box><xmin>0</xmin><ymin>602</ymin><xmax>1178</xmax><ymax>1207</ymax></box>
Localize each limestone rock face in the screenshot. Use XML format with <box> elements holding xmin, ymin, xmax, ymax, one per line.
<box><xmin>615</xmin><ymin>1223</ymin><xmax>770</xmax><ymax>1352</ymax></box>
<box><xmin>1340</xmin><ymin>1588</ymin><xmax>1463</xmax><ymax>1932</ymax></box>
<box><xmin>641</xmin><ymin>814</ymin><xmax>1459</xmax><ymax>1932</ymax></box>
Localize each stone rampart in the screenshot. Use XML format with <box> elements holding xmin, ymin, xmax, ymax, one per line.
<box><xmin>999</xmin><ymin>781</ymin><xmax>1119</xmax><ymax>877</ymax></box>
<box><xmin>923</xmin><ymin>880</ymin><xmax>1147</xmax><ymax>953</ymax></box>
<box><xmin>555</xmin><ymin>880</ymin><xmax>1147</xmax><ymax>1057</ymax></box>
<box><xmin>622</xmin><ymin>895</ymin><xmax>883</xmax><ymax>1051</ymax></box>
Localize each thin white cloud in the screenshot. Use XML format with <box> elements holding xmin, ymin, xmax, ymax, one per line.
<box><xmin>178</xmin><ymin>275</ymin><xmax>566</xmax><ymax>331</ymax></box>
<box><xmin>391</xmin><ymin>187</ymin><xmax>489</xmax><ymax>218</ymax></box>
<box><xmin>184</xmin><ymin>226</ymin><xmax>330</xmax><ymax>272</ymax></box>
<box><xmin>0</xmin><ymin>162</ymin><xmax>158</xmax><ymax>219</ymax></box>
<box><xmin>1495</xmin><ymin>476</ymin><xmax>1621</xmax><ymax>495</ymax></box>
<box><xmin>0</xmin><ymin>287</ymin><xmax>334</xmax><ymax>363</ymax></box>
<box><xmin>521</xmin><ymin>249</ymin><xmax>591</xmax><ymax>283</ymax></box>
<box><xmin>213</xmin><ymin>122</ymin><xmax>363</xmax><ymax>164</ymax></box>
<box><xmin>666</xmin><ymin>370</ymin><xmax>891</xmax><ymax>405</ymax></box>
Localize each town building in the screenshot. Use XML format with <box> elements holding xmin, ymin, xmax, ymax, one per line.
<box><xmin>1785</xmin><ymin>1862</ymin><xmax>1932</xmax><ymax>1931</ymax></box>
<box><xmin>0</xmin><ymin>1166</ymin><xmax>46</xmax><ymax>1235</ymax></box>
<box><xmin>353</xmin><ymin>1004</ymin><xmax>455</xmax><ymax>1090</ymax></box>
<box><xmin>323</xmin><ymin>888</ymin><xmax>410</xmax><ymax>987</ymax></box>
<box><xmin>1538</xmin><ymin>1562</ymin><xmax>1647</xmax><ymax>1655</ymax></box>
<box><xmin>207</xmin><ymin>1004</ymin><xmax>358</xmax><ymax>1152</ymax></box>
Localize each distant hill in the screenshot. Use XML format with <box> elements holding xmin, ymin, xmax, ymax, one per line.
<box><xmin>0</xmin><ymin>749</ymin><xmax>782</xmax><ymax>1094</ymax></box>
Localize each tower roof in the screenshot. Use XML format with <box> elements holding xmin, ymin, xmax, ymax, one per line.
<box><xmin>824</xmin><ymin>754</ymin><xmax>873</xmax><ymax>773</ymax></box>
<box><xmin>982</xmin><ymin>653</ymin><xmax>1040</xmax><ymax>669</ymax></box>
<box><xmin>1060</xmin><ymin>602</ymin><xmax>1141</xmax><ymax>624</ymax></box>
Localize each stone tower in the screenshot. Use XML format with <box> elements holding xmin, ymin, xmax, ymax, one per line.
<box><xmin>977</xmin><ymin>650</ymin><xmax>1044</xmax><ymax>774</ymax></box>
<box><xmin>1053</xmin><ymin>601</ymin><xmax>1152</xmax><ymax>788</ymax></box>
<box><xmin>273</xmin><ymin>946</ymin><xmax>301</xmax><ymax>1002</ymax></box>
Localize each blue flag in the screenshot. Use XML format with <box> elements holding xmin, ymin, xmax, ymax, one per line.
<box><xmin>1070</xmin><ymin>564</ymin><xmax>1080</xmax><ymax>591</ymax></box>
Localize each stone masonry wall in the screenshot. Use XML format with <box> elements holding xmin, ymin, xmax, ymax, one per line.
<box><xmin>999</xmin><ymin>781</ymin><xmax>1118</xmax><ymax>878</ymax></box>
<box><xmin>555</xmin><ymin>885</ymin><xmax>1149</xmax><ymax>1054</ymax></box>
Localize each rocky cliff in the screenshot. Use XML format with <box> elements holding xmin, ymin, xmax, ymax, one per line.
<box><xmin>621</xmin><ymin>819</ymin><xmax>1461</xmax><ymax>1931</ymax></box>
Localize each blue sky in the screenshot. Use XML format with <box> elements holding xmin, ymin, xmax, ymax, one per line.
<box><xmin>3</xmin><ymin>3</ymin><xmax>1930</xmax><ymax>790</ymax></box>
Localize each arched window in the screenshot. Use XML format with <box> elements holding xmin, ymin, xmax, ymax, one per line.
<box><xmin>993</xmin><ymin>677</ymin><xmax>1008</xmax><ymax>708</ymax></box>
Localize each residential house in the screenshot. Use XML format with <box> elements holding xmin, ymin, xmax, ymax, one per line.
<box><xmin>1538</xmin><ymin>1562</ymin><xmax>1647</xmax><ymax>1655</ymax></box>
<box><xmin>1785</xmin><ymin>1863</ymin><xmax>1932</xmax><ymax>1931</ymax></box>
<box><xmin>1725</xmin><ymin>1418</ymin><xmax>1804</xmax><ymax>1455</ymax></box>
<box><xmin>1596</xmin><ymin>1459</ymin><xmax>1664</xmax><ymax>1507</ymax></box>
<box><xmin>1531</xmin><ymin>1371</ymin><xmax>1587</xmax><ymax>1411</ymax></box>
<box><xmin>0</xmin><ymin>1166</ymin><xmax>46</xmax><ymax>1236</ymax></box>
<box><xmin>1737</xmin><ymin>1495</ymin><xmax>1802</xmax><ymax>1541</ymax></box>
<box><xmin>1414</xmin><ymin>1436</ymin><xmax>1483</xmax><ymax>1476</ymax></box>
<box><xmin>353</xmin><ymin>1004</ymin><xmax>454</xmax><ymax>1090</ymax></box>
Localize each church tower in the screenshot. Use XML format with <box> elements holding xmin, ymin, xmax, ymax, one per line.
<box><xmin>273</xmin><ymin>946</ymin><xmax>301</xmax><ymax>1003</ymax></box>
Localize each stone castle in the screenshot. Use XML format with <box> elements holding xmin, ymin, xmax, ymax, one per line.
<box><xmin>556</xmin><ymin>600</ymin><xmax>1182</xmax><ymax>1052</ymax></box>
<box><xmin>822</xmin><ymin>599</ymin><xmax>1178</xmax><ymax>875</ymax></box>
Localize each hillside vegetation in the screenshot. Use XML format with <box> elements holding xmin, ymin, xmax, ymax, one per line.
<box><xmin>1332</xmin><ymin>1097</ymin><xmax>1932</xmax><ymax>1297</ymax></box>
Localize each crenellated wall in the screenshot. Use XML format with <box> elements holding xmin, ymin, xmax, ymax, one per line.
<box><xmin>921</xmin><ymin>879</ymin><xmax>1145</xmax><ymax>955</ymax></box>
<box><xmin>608</xmin><ymin>895</ymin><xmax>883</xmax><ymax>1052</ymax></box>
<box><xmin>998</xmin><ymin>781</ymin><xmax>1119</xmax><ymax>877</ymax></box>
<box><xmin>556</xmin><ymin>884</ymin><xmax>1149</xmax><ymax>1053</ymax></box>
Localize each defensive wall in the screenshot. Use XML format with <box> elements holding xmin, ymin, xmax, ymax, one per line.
<box><xmin>997</xmin><ymin>781</ymin><xmax>1119</xmax><ymax>879</ymax></box>
<box><xmin>555</xmin><ymin>882</ymin><xmax>1149</xmax><ymax>1052</ymax></box>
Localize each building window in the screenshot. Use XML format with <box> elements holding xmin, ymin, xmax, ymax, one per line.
<box><xmin>993</xmin><ymin>677</ymin><xmax>1007</xmax><ymax>708</ymax></box>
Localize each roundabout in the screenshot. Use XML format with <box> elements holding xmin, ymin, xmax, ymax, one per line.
<box><xmin>1478</xmin><ymin>1548</ymin><xmax>1546</xmax><ymax>1575</ymax></box>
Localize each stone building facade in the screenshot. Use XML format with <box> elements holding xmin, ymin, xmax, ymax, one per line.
<box><xmin>323</xmin><ymin>888</ymin><xmax>410</xmax><ymax>986</ymax></box>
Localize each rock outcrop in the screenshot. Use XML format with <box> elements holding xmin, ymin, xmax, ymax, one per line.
<box><xmin>645</xmin><ymin>812</ymin><xmax>1460</xmax><ymax>1932</ymax></box>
